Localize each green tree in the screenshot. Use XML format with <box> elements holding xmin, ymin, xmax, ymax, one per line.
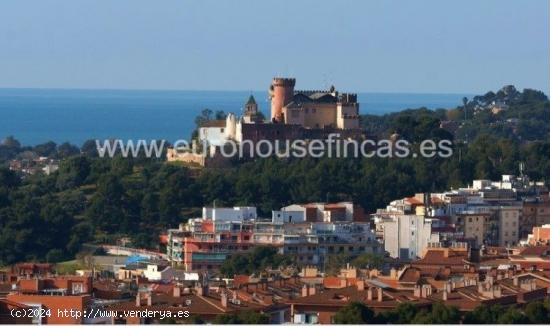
<box><xmin>351</xmin><ymin>253</ymin><xmax>385</xmax><ymax>269</ymax></box>
<box><xmin>524</xmin><ymin>301</ymin><xmax>549</xmax><ymax>324</ymax></box>
<box><xmin>497</xmin><ymin>307</ymin><xmax>528</xmax><ymax>324</ymax></box>
<box><xmin>333</xmin><ymin>302</ymin><xmax>376</xmax><ymax>324</ymax></box>
<box><xmin>56</xmin><ymin>156</ymin><xmax>91</xmax><ymax>190</ymax></box>
<box><xmin>463</xmin><ymin>304</ymin><xmax>504</xmax><ymax>324</ymax></box>
<box><xmin>57</xmin><ymin>142</ymin><xmax>80</xmax><ymax>158</ymax></box>
<box><xmin>33</xmin><ymin>141</ymin><xmax>57</xmax><ymax>157</ymax></box>
<box><xmin>412</xmin><ymin>302</ymin><xmax>460</xmax><ymax>324</ymax></box>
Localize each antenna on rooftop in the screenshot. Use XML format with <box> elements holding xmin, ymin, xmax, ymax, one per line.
<box><xmin>519</xmin><ymin>162</ymin><xmax>525</xmax><ymax>177</ymax></box>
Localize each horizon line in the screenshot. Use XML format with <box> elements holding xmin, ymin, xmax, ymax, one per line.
<box><xmin>0</xmin><ymin>86</ymin><xmax>477</xmax><ymax>96</ymax></box>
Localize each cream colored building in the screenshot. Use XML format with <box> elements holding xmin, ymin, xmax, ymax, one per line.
<box><xmin>456</xmin><ymin>213</ymin><xmax>493</xmax><ymax>247</ymax></box>
<box><xmin>497</xmin><ymin>206</ymin><xmax>521</xmax><ymax>247</ymax></box>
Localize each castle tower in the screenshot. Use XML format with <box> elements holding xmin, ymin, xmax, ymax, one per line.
<box><xmin>269</xmin><ymin>77</ymin><xmax>295</xmax><ymax>123</ymax></box>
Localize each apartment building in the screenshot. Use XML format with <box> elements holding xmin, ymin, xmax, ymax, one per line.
<box><xmin>497</xmin><ymin>206</ymin><xmax>521</xmax><ymax>246</ymax></box>
<box><xmin>522</xmin><ymin>196</ymin><xmax>550</xmax><ymax>237</ymax></box>
<box><xmin>167</xmin><ymin>204</ymin><xmax>378</xmax><ymax>271</ymax></box>
<box><xmin>455</xmin><ymin>213</ymin><xmax>495</xmax><ymax>248</ymax></box>
<box><xmin>380</xmin><ymin>215</ymin><xmax>440</xmax><ymax>260</ymax></box>
<box><xmin>6</xmin><ymin>276</ymin><xmax>97</xmax><ymax>324</ymax></box>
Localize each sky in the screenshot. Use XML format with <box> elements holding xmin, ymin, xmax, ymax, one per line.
<box><xmin>0</xmin><ymin>0</ymin><xmax>549</xmax><ymax>93</ymax></box>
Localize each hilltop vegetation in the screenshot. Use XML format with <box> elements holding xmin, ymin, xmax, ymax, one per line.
<box><xmin>361</xmin><ymin>85</ymin><xmax>550</xmax><ymax>142</ymax></box>
<box><xmin>0</xmin><ymin>85</ymin><xmax>549</xmax><ymax>265</ymax></box>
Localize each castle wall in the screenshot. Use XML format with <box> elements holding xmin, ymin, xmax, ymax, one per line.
<box><xmin>301</xmin><ymin>103</ymin><xmax>338</xmax><ymax>129</ymax></box>
<box><xmin>337</xmin><ymin>103</ymin><xmax>360</xmax><ymax>129</ymax></box>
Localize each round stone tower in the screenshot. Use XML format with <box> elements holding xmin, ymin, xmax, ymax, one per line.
<box><xmin>269</xmin><ymin>77</ymin><xmax>296</xmax><ymax>123</ymax></box>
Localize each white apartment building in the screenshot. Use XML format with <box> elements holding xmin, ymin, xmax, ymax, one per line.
<box><xmin>381</xmin><ymin>215</ymin><xmax>439</xmax><ymax>260</ymax></box>
<box><xmin>202</xmin><ymin>206</ymin><xmax>257</xmax><ymax>222</ymax></box>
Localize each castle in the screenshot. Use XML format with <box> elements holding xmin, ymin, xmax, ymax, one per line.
<box><xmin>269</xmin><ymin>77</ymin><xmax>359</xmax><ymax>129</ymax></box>
<box><xmin>167</xmin><ymin>77</ymin><xmax>364</xmax><ymax>165</ymax></box>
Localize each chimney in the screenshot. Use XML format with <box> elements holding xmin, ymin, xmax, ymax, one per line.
<box><xmin>367</xmin><ymin>287</ymin><xmax>373</xmax><ymax>300</ymax></box>
<box><xmin>520</xmin><ymin>279</ymin><xmax>536</xmax><ymax>291</ymax></box>
<box><xmin>444</xmin><ymin>282</ymin><xmax>452</xmax><ymax>293</ymax></box>
<box><xmin>424</xmin><ymin>284</ymin><xmax>432</xmax><ymax>297</ymax></box>
<box><xmin>173</xmin><ymin>286</ymin><xmax>181</xmax><ymax>297</ymax></box>
<box><xmin>377</xmin><ymin>287</ymin><xmax>383</xmax><ymax>302</ymax></box>
<box><xmin>301</xmin><ymin>285</ymin><xmax>309</xmax><ymax>297</ymax></box>
<box><xmin>147</xmin><ymin>294</ymin><xmax>153</xmax><ymax>306</ymax></box>
<box><xmin>356</xmin><ymin>280</ymin><xmax>365</xmax><ymax>291</ymax></box>
<box><xmin>221</xmin><ymin>291</ymin><xmax>228</xmax><ymax>308</ymax></box>
<box><xmin>413</xmin><ymin>285</ymin><xmax>421</xmax><ymax>298</ymax></box>
<box><xmin>135</xmin><ymin>294</ymin><xmax>141</xmax><ymax>307</ymax></box>
<box><xmin>340</xmin><ymin>279</ymin><xmax>347</xmax><ymax>288</ymax></box>
<box><xmin>486</xmin><ymin>276</ymin><xmax>494</xmax><ymax>285</ymax></box>
<box><xmin>513</xmin><ymin>277</ymin><xmax>519</xmax><ymax>286</ymax></box>
<box><xmin>309</xmin><ymin>285</ymin><xmax>316</xmax><ymax>296</ymax></box>
<box><xmin>442</xmin><ymin>290</ymin><xmax>448</xmax><ymax>301</ymax></box>
<box><xmin>492</xmin><ymin>285</ymin><xmax>502</xmax><ymax>298</ymax></box>
<box><xmin>390</xmin><ymin>268</ymin><xmax>397</xmax><ymax>279</ymax></box>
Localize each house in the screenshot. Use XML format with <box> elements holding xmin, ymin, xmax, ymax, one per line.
<box><xmin>143</xmin><ymin>264</ymin><xmax>174</xmax><ymax>282</ymax></box>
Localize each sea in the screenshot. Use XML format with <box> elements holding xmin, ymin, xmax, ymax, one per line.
<box><xmin>0</xmin><ymin>88</ymin><xmax>471</xmax><ymax>146</ymax></box>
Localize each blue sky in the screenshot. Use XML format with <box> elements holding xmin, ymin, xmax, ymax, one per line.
<box><xmin>0</xmin><ymin>0</ymin><xmax>549</xmax><ymax>93</ymax></box>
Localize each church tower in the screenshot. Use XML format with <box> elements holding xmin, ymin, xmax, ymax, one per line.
<box><xmin>244</xmin><ymin>95</ymin><xmax>258</xmax><ymax>116</ymax></box>
<box><xmin>242</xmin><ymin>95</ymin><xmax>262</xmax><ymax>123</ymax></box>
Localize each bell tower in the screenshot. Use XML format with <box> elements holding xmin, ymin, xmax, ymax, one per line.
<box><xmin>244</xmin><ymin>95</ymin><xmax>258</xmax><ymax>116</ymax></box>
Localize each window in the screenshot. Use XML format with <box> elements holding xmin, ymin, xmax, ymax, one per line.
<box><xmin>72</xmin><ymin>283</ymin><xmax>84</xmax><ymax>294</ymax></box>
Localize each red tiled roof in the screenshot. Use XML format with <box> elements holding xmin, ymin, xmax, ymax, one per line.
<box><xmin>399</xmin><ymin>267</ymin><xmax>421</xmax><ymax>283</ymax></box>
<box><xmin>413</xmin><ymin>249</ymin><xmax>469</xmax><ymax>266</ymax></box>
<box><xmin>200</xmin><ymin>120</ymin><xmax>226</xmax><ymax>128</ymax></box>
<box><xmin>519</xmin><ymin>246</ymin><xmax>550</xmax><ymax>257</ymax></box>
<box><xmin>290</xmin><ymin>286</ymin><xmax>431</xmax><ymax>309</ymax></box>
<box><xmin>404</xmin><ymin>197</ymin><xmax>423</xmax><ymax>205</ymax></box>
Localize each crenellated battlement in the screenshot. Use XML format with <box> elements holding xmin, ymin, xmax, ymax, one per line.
<box><xmin>338</xmin><ymin>93</ymin><xmax>358</xmax><ymax>103</ymax></box>
<box><xmin>272</xmin><ymin>77</ymin><xmax>296</xmax><ymax>87</ymax></box>
<box><xmin>294</xmin><ymin>89</ymin><xmax>332</xmax><ymax>95</ymax></box>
